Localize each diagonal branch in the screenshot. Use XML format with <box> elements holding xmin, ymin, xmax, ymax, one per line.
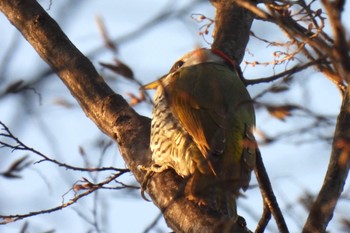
<box><xmin>255</xmin><ymin>150</ymin><xmax>289</xmax><ymax>233</ymax></box>
<box><xmin>302</xmin><ymin>89</ymin><xmax>350</xmax><ymax>233</ymax></box>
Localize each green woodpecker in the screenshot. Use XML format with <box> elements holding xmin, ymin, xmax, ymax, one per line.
<box><xmin>142</xmin><ymin>48</ymin><xmax>256</xmax><ymax>219</ymax></box>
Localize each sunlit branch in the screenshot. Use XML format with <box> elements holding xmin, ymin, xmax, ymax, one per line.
<box><xmin>255</xmin><ymin>203</ymin><xmax>272</xmax><ymax>233</ymax></box>
<box><xmin>245</xmin><ymin>59</ymin><xmax>322</xmax><ymax>85</ymax></box>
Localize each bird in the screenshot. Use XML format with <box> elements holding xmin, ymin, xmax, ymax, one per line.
<box><xmin>140</xmin><ymin>48</ymin><xmax>257</xmax><ymax>220</ymax></box>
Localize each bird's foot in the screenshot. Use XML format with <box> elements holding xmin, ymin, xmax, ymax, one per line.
<box><xmin>138</xmin><ymin>164</ymin><xmax>171</xmax><ymax>201</ymax></box>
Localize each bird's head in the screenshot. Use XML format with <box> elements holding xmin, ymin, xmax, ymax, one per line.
<box><xmin>168</xmin><ymin>48</ymin><xmax>236</xmax><ymax>74</ymax></box>
<box><xmin>142</xmin><ymin>48</ymin><xmax>237</xmax><ymax>90</ymax></box>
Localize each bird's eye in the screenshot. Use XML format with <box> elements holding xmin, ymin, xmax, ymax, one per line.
<box><xmin>169</xmin><ymin>60</ymin><xmax>184</xmax><ymax>73</ymax></box>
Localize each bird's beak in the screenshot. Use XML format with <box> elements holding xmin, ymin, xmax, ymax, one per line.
<box><xmin>140</xmin><ymin>73</ymin><xmax>169</xmax><ymax>90</ymax></box>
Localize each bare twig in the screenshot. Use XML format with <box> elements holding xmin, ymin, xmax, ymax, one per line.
<box><xmin>254</xmin><ymin>150</ymin><xmax>289</xmax><ymax>233</ymax></box>
<box><xmin>245</xmin><ymin>59</ymin><xmax>322</xmax><ymax>85</ymax></box>
<box><xmin>0</xmin><ymin>121</ymin><xmax>127</xmax><ymax>173</ymax></box>
<box><xmin>0</xmin><ymin>172</ymin><xmax>127</xmax><ymax>224</ymax></box>
<box><xmin>255</xmin><ymin>203</ymin><xmax>272</xmax><ymax>233</ymax></box>
<box><xmin>238</xmin><ymin>0</ymin><xmax>347</xmax><ymax>92</ymax></box>
<box><xmin>142</xmin><ymin>212</ymin><xmax>163</xmax><ymax>233</ymax></box>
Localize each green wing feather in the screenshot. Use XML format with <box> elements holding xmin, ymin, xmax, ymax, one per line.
<box><xmin>166</xmin><ymin>63</ymin><xmax>255</xmax><ymax>176</ymax></box>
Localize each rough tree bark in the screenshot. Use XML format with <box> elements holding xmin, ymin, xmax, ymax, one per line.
<box><xmin>0</xmin><ymin>0</ymin><xmax>256</xmax><ymax>232</ymax></box>
<box><xmin>210</xmin><ymin>0</ymin><xmax>254</xmax><ymax>63</ymax></box>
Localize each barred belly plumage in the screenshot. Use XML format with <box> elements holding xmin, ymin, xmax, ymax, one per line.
<box><xmin>150</xmin><ymin>89</ymin><xmax>195</xmax><ymax>177</ymax></box>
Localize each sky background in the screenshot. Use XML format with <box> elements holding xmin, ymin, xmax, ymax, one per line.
<box><xmin>0</xmin><ymin>0</ymin><xmax>350</xmax><ymax>232</ymax></box>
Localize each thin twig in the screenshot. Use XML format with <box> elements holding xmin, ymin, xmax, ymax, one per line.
<box><xmin>245</xmin><ymin>59</ymin><xmax>321</xmax><ymax>85</ymax></box>
<box><xmin>254</xmin><ymin>149</ymin><xmax>289</xmax><ymax>233</ymax></box>
<box><xmin>0</xmin><ymin>121</ymin><xmax>128</xmax><ymax>173</ymax></box>
<box><xmin>142</xmin><ymin>212</ymin><xmax>163</xmax><ymax>233</ymax></box>
<box><xmin>255</xmin><ymin>203</ymin><xmax>272</xmax><ymax>233</ymax></box>
<box><xmin>0</xmin><ymin>172</ymin><xmax>126</xmax><ymax>224</ymax></box>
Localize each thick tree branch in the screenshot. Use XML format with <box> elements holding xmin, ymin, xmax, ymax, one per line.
<box><xmin>322</xmin><ymin>0</ymin><xmax>350</xmax><ymax>83</ymax></box>
<box><xmin>210</xmin><ymin>0</ymin><xmax>255</xmax><ymax>63</ymax></box>
<box><xmin>302</xmin><ymin>89</ymin><xmax>350</xmax><ymax>233</ymax></box>
<box><xmin>0</xmin><ymin>0</ymin><xmax>255</xmax><ymax>232</ymax></box>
